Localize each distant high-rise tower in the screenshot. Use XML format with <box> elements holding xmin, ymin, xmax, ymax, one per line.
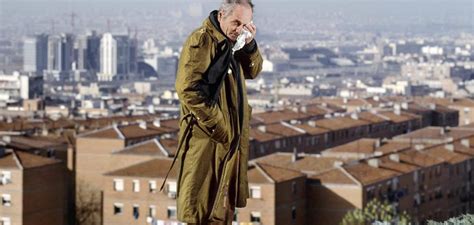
<box><xmin>60</xmin><ymin>34</ymin><xmax>75</xmax><ymax>72</ymax></box>
<box><xmin>86</xmin><ymin>31</ymin><xmax>101</xmax><ymax>72</ymax></box>
<box><xmin>98</xmin><ymin>33</ymin><xmax>137</xmax><ymax>81</ymax></box>
<box><xmin>74</xmin><ymin>35</ymin><xmax>88</xmax><ymax>70</ymax></box>
<box><xmin>99</xmin><ymin>33</ymin><xmax>117</xmax><ymax>81</ymax></box>
<box><xmin>45</xmin><ymin>33</ymin><xmax>75</xmax><ymax>81</ymax></box>
<box><xmin>23</xmin><ymin>34</ymin><xmax>48</xmax><ymax>74</ymax></box>
<box><xmin>46</xmin><ymin>34</ymin><xmax>74</xmax><ymax>71</ymax></box>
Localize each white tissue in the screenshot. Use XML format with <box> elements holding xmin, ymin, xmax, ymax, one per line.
<box><xmin>232</xmin><ymin>29</ymin><xmax>252</xmax><ymax>54</ymax></box>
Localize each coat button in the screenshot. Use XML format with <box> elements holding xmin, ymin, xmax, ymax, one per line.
<box><xmin>228</xmin><ymin>69</ymin><xmax>232</xmax><ymax>74</ymax></box>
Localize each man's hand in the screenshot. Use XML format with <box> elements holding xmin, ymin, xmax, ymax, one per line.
<box><xmin>244</xmin><ymin>22</ymin><xmax>256</xmax><ymax>44</ymax></box>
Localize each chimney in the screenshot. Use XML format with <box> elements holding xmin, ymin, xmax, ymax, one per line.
<box><xmin>444</xmin><ymin>144</ymin><xmax>454</xmax><ymax>152</ymax></box>
<box><xmin>321</xmin><ymin>102</ymin><xmax>328</xmax><ymax>107</ymax></box>
<box><xmin>351</xmin><ymin>113</ymin><xmax>359</xmax><ymax>120</ymax></box>
<box><xmin>292</xmin><ymin>147</ymin><xmax>298</xmax><ymax>162</ymax></box>
<box><xmin>333</xmin><ymin>160</ymin><xmax>344</xmax><ymax>167</ymax></box>
<box><xmin>343</xmin><ymin>98</ymin><xmax>348</xmax><ymax>104</ymax></box>
<box><xmin>139</xmin><ymin>120</ymin><xmax>147</xmax><ymax>130</ymax></box>
<box><xmin>301</xmin><ymin>106</ymin><xmax>307</xmax><ymax>113</ymax></box>
<box><xmin>368</xmin><ymin>158</ymin><xmax>380</xmax><ymax>168</ymax></box>
<box><xmin>42</xmin><ymin>124</ymin><xmax>48</xmax><ymax>136</ymax></box>
<box><xmin>374</xmin><ymin>151</ymin><xmax>383</xmax><ymax>156</ymax></box>
<box><xmin>440</xmin><ymin>127</ymin><xmax>445</xmax><ymax>135</ymax></box>
<box><xmin>461</xmin><ymin>138</ymin><xmax>470</xmax><ymax>148</ymax></box>
<box><xmin>374</xmin><ymin>139</ymin><xmax>381</xmax><ymax>148</ymax></box>
<box><xmin>394</xmin><ymin>104</ymin><xmax>401</xmax><ymax>115</ymax></box>
<box><xmin>401</xmin><ymin>102</ymin><xmax>408</xmax><ymax>110</ymax></box>
<box><xmin>429</xmin><ymin>103</ymin><xmax>436</xmax><ymax>110</ymax></box>
<box><xmin>2</xmin><ymin>136</ymin><xmax>10</xmax><ymax>144</ymax></box>
<box><xmin>414</xmin><ymin>144</ymin><xmax>425</xmax><ymax>151</ymax></box>
<box><xmin>153</xmin><ymin>118</ymin><xmax>161</xmax><ymax>128</ymax></box>
<box><xmin>373</xmin><ymin>96</ymin><xmax>380</xmax><ymax>102</ymax></box>
<box><xmin>389</xmin><ymin>153</ymin><xmax>400</xmax><ymax>163</ymax></box>
<box><xmin>308</xmin><ymin>121</ymin><xmax>316</xmax><ymax>127</ymax></box>
<box><xmin>292</xmin><ymin>107</ymin><xmax>299</xmax><ymax>113</ymax></box>
<box><xmin>258</xmin><ymin>125</ymin><xmax>266</xmax><ymax>133</ymax></box>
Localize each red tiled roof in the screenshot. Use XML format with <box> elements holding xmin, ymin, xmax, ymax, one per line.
<box><xmin>114</xmin><ymin>138</ymin><xmax>177</xmax><ymax>157</ymax></box>
<box><xmin>253</xmin><ymin>153</ymin><xmax>344</xmax><ymax>175</ymax></box>
<box><xmin>0</xmin><ymin>150</ymin><xmax>61</xmax><ymax>169</ymax></box>
<box><xmin>312</xmin><ymin>117</ymin><xmax>369</xmax><ymax>131</ymax></box>
<box><xmin>310</xmin><ymin>168</ymin><xmax>358</xmax><ymax>185</ymax></box>
<box><xmin>344</xmin><ymin>162</ymin><xmax>400</xmax><ymax>185</ymax></box>
<box><xmin>254</xmin><ymin>162</ymin><xmax>305</xmax><ymax>183</ymax></box>
<box><xmin>104</xmin><ymin>158</ymin><xmax>177</xmax><ymax>178</ymax></box>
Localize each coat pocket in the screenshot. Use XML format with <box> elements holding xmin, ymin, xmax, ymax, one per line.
<box><xmin>209</xmin><ymin>117</ymin><xmax>228</xmax><ymax>144</ymax></box>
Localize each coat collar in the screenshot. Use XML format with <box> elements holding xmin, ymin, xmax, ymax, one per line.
<box><xmin>203</xmin><ymin>10</ymin><xmax>229</xmax><ymax>44</ymax></box>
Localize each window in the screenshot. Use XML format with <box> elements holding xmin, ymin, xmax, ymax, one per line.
<box><xmin>132</xmin><ymin>180</ymin><xmax>140</xmax><ymax>192</ymax></box>
<box><xmin>250</xmin><ymin>186</ymin><xmax>261</xmax><ymax>199</ymax></box>
<box><xmin>436</xmin><ymin>166</ymin><xmax>441</xmax><ymax>176</ymax></box>
<box><xmin>292</xmin><ymin>181</ymin><xmax>297</xmax><ymax>194</ymax></box>
<box><xmin>167</xmin><ymin>181</ymin><xmax>177</xmax><ymax>199</ymax></box>
<box><xmin>1</xmin><ymin>194</ymin><xmax>11</xmax><ymax>206</ymax></box>
<box><xmin>149</xmin><ymin>205</ymin><xmax>156</xmax><ymax>217</ymax></box>
<box><xmin>114</xmin><ymin>179</ymin><xmax>124</xmax><ymax>192</ymax></box>
<box><xmin>133</xmin><ymin>205</ymin><xmax>139</xmax><ymax>219</ymax></box>
<box><xmin>0</xmin><ymin>171</ymin><xmax>11</xmax><ymax>185</ymax></box>
<box><xmin>46</xmin><ymin>149</ymin><xmax>56</xmax><ymax>158</ymax></box>
<box><xmin>113</xmin><ymin>203</ymin><xmax>123</xmax><ymax>215</ymax></box>
<box><xmin>250</xmin><ymin>212</ymin><xmax>261</xmax><ymax>223</ymax></box>
<box><xmin>149</xmin><ymin>181</ymin><xmax>157</xmax><ymax>193</ymax></box>
<box><xmin>292</xmin><ymin>206</ymin><xmax>296</xmax><ymax>220</ymax></box>
<box><xmin>0</xmin><ymin>217</ymin><xmax>11</xmax><ymax>225</ymax></box>
<box><xmin>167</xmin><ymin>206</ymin><xmax>177</xmax><ymax>219</ymax></box>
<box><xmin>259</xmin><ymin>146</ymin><xmax>265</xmax><ymax>154</ymax></box>
<box><xmin>366</xmin><ymin>187</ymin><xmax>375</xmax><ymax>200</ymax></box>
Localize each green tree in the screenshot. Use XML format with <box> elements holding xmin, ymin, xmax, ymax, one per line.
<box><xmin>340</xmin><ymin>199</ymin><xmax>411</xmax><ymax>225</ymax></box>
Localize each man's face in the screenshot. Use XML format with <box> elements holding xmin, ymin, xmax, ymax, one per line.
<box><xmin>218</xmin><ymin>5</ymin><xmax>253</xmax><ymax>42</ymax></box>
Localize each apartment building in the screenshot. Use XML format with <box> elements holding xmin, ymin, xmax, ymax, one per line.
<box><xmin>413</xmin><ymin>97</ymin><xmax>474</xmax><ymax>126</ymax></box>
<box><xmin>75</xmin><ymin>121</ymin><xmax>177</xmax><ymax>225</ymax></box>
<box><xmin>102</xmin><ymin>152</ymin><xmax>310</xmax><ymax>225</ymax></box>
<box><xmin>102</xmin><ymin>158</ymin><xmax>181</xmax><ymax>225</ymax></box>
<box><xmin>0</xmin><ymin>150</ymin><xmax>67</xmax><ymax>225</ymax></box>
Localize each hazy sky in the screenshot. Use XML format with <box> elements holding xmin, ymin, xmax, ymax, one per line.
<box><xmin>1</xmin><ymin>0</ymin><xmax>472</xmax><ymax>41</ymax></box>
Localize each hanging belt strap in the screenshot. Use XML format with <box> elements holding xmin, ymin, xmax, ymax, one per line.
<box><xmin>160</xmin><ymin>113</ymin><xmax>194</xmax><ymax>192</ymax></box>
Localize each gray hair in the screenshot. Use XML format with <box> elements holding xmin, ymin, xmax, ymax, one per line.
<box><xmin>219</xmin><ymin>0</ymin><xmax>254</xmax><ymax>18</ymax></box>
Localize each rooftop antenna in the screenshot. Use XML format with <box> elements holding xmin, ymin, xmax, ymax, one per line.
<box><xmin>134</xmin><ymin>26</ymin><xmax>138</xmax><ymax>40</ymax></box>
<box><xmin>51</xmin><ymin>19</ymin><xmax>56</xmax><ymax>34</ymax></box>
<box><xmin>107</xmin><ymin>19</ymin><xmax>111</xmax><ymax>32</ymax></box>
<box><xmin>70</xmin><ymin>12</ymin><xmax>77</xmax><ymax>31</ymax></box>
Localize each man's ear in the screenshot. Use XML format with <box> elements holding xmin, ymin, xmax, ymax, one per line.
<box><xmin>218</xmin><ymin>11</ymin><xmax>223</xmax><ymax>23</ymax></box>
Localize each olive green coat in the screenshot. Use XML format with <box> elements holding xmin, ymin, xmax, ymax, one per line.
<box><xmin>173</xmin><ymin>17</ymin><xmax>263</xmax><ymax>223</ymax></box>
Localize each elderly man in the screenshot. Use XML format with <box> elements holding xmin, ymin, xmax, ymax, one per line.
<box><xmin>160</xmin><ymin>0</ymin><xmax>263</xmax><ymax>224</ymax></box>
